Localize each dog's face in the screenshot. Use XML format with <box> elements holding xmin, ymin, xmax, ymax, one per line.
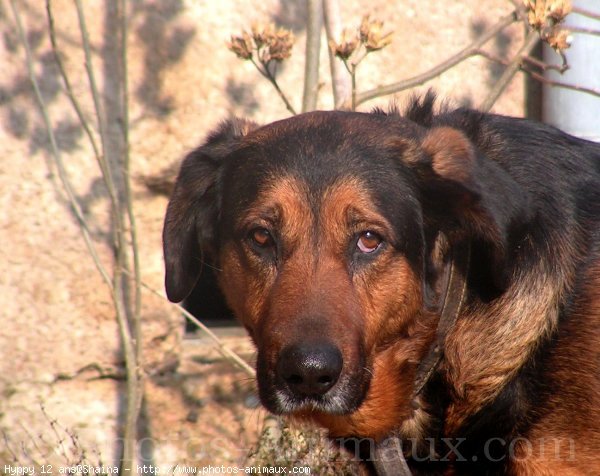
<box><xmin>164</xmin><ymin>109</ymin><xmax>521</xmax><ymax>437</ymax></box>
<box><xmin>216</xmin><ymin>115</ymin><xmax>427</xmax><ymax>417</ymax></box>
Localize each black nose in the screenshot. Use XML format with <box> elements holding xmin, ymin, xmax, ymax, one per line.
<box><xmin>276</xmin><ymin>341</ymin><xmax>343</xmax><ymax>397</ymax></box>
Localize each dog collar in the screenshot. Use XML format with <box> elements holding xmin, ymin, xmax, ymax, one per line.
<box><xmin>373</xmin><ymin>240</ymin><xmax>471</xmax><ymax>476</ymax></box>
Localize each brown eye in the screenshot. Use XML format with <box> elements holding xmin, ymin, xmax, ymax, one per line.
<box><xmin>357</xmin><ymin>231</ymin><xmax>382</xmax><ymax>253</ymax></box>
<box><xmin>251</xmin><ymin>228</ymin><xmax>274</xmax><ymax>248</ymax></box>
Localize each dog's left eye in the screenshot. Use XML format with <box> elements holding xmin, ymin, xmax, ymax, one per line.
<box><xmin>356</xmin><ymin>231</ymin><xmax>383</xmax><ymax>254</ymax></box>
<box><xmin>250</xmin><ymin>227</ymin><xmax>275</xmax><ymax>248</ymax></box>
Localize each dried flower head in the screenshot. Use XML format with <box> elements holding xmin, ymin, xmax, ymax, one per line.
<box><xmin>228</xmin><ymin>32</ymin><xmax>253</xmax><ymax>60</ymax></box>
<box><xmin>359</xmin><ymin>15</ymin><xmax>393</xmax><ymax>52</ymax></box>
<box><xmin>524</xmin><ymin>0</ymin><xmax>572</xmax><ymax>30</ymax></box>
<box><xmin>547</xmin><ymin>27</ymin><xmax>572</xmax><ymax>51</ymax></box>
<box><xmin>330</xmin><ymin>28</ymin><xmax>359</xmax><ymax>60</ymax></box>
<box><xmin>546</xmin><ymin>0</ymin><xmax>572</xmax><ymax>21</ymax></box>
<box><xmin>268</xmin><ymin>28</ymin><xmax>295</xmax><ymax>61</ymax></box>
<box><xmin>229</xmin><ymin>23</ymin><xmax>294</xmax><ymax>64</ymax></box>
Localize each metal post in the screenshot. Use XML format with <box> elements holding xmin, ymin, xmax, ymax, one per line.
<box><xmin>543</xmin><ymin>1</ymin><xmax>600</xmax><ymax>142</ymax></box>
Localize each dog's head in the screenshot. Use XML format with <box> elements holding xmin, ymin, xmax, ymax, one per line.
<box><xmin>163</xmin><ymin>106</ymin><xmax>526</xmax><ymax>436</ymax></box>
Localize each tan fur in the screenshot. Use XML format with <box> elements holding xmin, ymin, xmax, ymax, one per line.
<box><xmin>422</xmin><ymin>127</ymin><xmax>476</xmax><ymax>184</ymax></box>
<box><xmin>444</xmin><ymin>271</ymin><xmax>564</xmax><ymax>430</ymax></box>
<box><xmin>506</xmin><ymin>262</ymin><xmax>600</xmax><ymax>475</ymax></box>
<box><xmin>218</xmin><ymin>175</ymin><xmax>312</xmax><ymax>337</ymax></box>
<box><xmin>218</xmin><ymin>175</ymin><xmax>436</xmax><ymax>440</ymax></box>
<box><xmin>443</xmin><ymin>235</ymin><xmax>581</xmax><ymax>430</ymax></box>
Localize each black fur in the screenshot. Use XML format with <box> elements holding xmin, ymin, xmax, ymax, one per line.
<box><xmin>163</xmin><ymin>96</ymin><xmax>600</xmax><ymax>474</ymax></box>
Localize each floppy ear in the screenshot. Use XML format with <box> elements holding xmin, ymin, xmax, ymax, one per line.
<box><xmin>415</xmin><ymin>126</ymin><xmax>529</xmax><ymax>292</ymax></box>
<box><xmin>163</xmin><ymin>118</ymin><xmax>258</xmax><ymax>303</ymax></box>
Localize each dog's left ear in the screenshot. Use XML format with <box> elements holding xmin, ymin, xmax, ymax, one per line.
<box><xmin>163</xmin><ymin>118</ymin><xmax>258</xmax><ymax>303</ymax></box>
<box><xmin>413</xmin><ymin>126</ymin><xmax>529</xmax><ymax>289</ymax></box>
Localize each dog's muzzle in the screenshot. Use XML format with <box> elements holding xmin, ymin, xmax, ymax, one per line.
<box><xmin>276</xmin><ymin>340</ymin><xmax>343</xmax><ymax>398</ymax></box>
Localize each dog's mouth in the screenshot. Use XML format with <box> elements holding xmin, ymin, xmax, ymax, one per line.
<box><xmin>256</xmin><ymin>348</ymin><xmax>371</xmax><ymax>415</ymax></box>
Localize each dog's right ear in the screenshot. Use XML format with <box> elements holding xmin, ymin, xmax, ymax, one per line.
<box><xmin>163</xmin><ymin>118</ymin><xmax>258</xmax><ymax>303</ymax></box>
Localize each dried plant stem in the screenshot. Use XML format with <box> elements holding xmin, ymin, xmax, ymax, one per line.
<box><xmin>139</xmin><ymin>280</ymin><xmax>255</xmax><ymax>378</ymax></box>
<box><xmin>46</xmin><ymin>0</ymin><xmax>102</xmax><ymax>173</ymax></box>
<box><xmin>350</xmin><ymin>10</ymin><xmax>519</xmax><ymax>108</ymax></box>
<box><xmin>522</xmin><ymin>54</ymin><xmax>568</xmax><ymax>73</ymax></box>
<box><xmin>342</xmin><ymin>61</ymin><xmax>357</xmax><ymax>111</ymax></box>
<box><xmin>119</xmin><ymin>0</ymin><xmax>142</xmax><ymax>379</ymax></box>
<box><xmin>480</xmin><ymin>31</ymin><xmax>540</xmax><ymax>111</ymax></box>
<box><xmin>251</xmin><ymin>58</ymin><xmax>297</xmax><ymax>115</ymax></box>
<box><xmin>9</xmin><ymin>0</ymin><xmax>112</xmax><ymax>288</ymax></box>
<box><xmin>323</xmin><ymin>0</ymin><xmax>351</xmax><ymax>108</ymax></box>
<box><xmin>526</xmin><ymin>70</ymin><xmax>600</xmax><ymax>98</ymax></box>
<box><xmin>341</xmin><ymin>49</ymin><xmax>368</xmax><ymax>111</ymax></box>
<box><xmin>73</xmin><ymin>0</ymin><xmax>121</xmax><ymax>219</ymax></box>
<box><xmin>72</xmin><ymin>0</ymin><xmax>141</xmax><ymax>470</ymax></box>
<box><xmin>47</xmin><ymin>9</ymin><xmax>143</xmax><ymax>466</ymax></box>
<box><xmin>569</xmin><ymin>26</ymin><xmax>600</xmax><ymax>37</ymax></box>
<box><xmin>118</xmin><ymin>0</ymin><xmax>143</xmax><ymax>470</ymax></box>
<box><xmin>572</xmin><ymin>6</ymin><xmax>600</xmax><ymax>21</ymax></box>
<box><xmin>302</xmin><ymin>0</ymin><xmax>322</xmax><ymax>112</ymax></box>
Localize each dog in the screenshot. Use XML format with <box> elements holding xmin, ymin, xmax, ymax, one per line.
<box><xmin>163</xmin><ymin>94</ymin><xmax>600</xmax><ymax>475</ymax></box>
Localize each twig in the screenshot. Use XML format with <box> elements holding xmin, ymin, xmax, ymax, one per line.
<box><xmin>119</xmin><ymin>5</ymin><xmax>144</xmax><ymax>469</ymax></box>
<box><xmin>480</xmin><ymin>31</ymin><xmax>540</xmax><ymax>112</ymax></box>
<box><xmin>322</xmin><ymin>0</ymin><xmax>351</xmax><ymax>108</ymax></box>
<box><xmin>9</xmin><ymin>0</ymin><xmax>112</xmax><ymax>288</ymax></box>
<box><xmin>526</xmin><ymin>70</ymin><xmax>600</xmax><ymax>98</ymax></box>
<box><xmin>46</xmin><ymin>0</ymin><xmax>102</xmax><ymax>171</ymax></box>
<box><xmin>138</xmin><ymin>279</ymin><xmax>256</xmax><ymax>378</ymax></box>
<box><xmin>47</xmin><ymin>2</ymin><xmax>142</xmax><ymax>467</ymax></box>
<box><xmin>73</xmin><ymin>0</ymin><xmax>140</xmax><ymax>471</ymax></box>
<box><xmin>350</xmin><ymin>10</ymin><xmax>519</xmax><ymax>107</ymax></box>
<box><xmin>572</xmin><ymin>6</ymin><xmax>600</xmax><ymax>21</ymax></box>
<box><xmin>73</xmin><ymin>0</ymin><xmax>121</xmax><ymax>219</ymax></box>
<box><xmin>251</xmin><ymin>58</ymin><xmax>297</xmax><ymax>115</ymax></box>
<box><xmin>302</xmin><ymin>0</ymin><xmax>322</xmax><ymax>112</ymax></box>
<box><xmin>476</xmin><ymin>49</ymin><xmax>509</xmax><ymax>66</ymax></box>
<box><xmin>119</xmin><ymin>0</ymin><xmax>143</xmax><ymax>398</ymax></box>
<box><xmin>569</xmin><ymin>26</ymin><xmax>600</xmax><ymax>37</ymax></box>
<box><xmin>343</xmin><ymin>49</ymin><xmax>369</xmax><ymax>111</ymax></box>
<box><xmin>2</xmin><ymin>431</ymin><xmax>19</xmax><ymax>463</ymax></box>
<box><xmin>523</xmin><ymin>54</ymin><xmax>569</xmax><ymax>73</ymax></box>
<box><xmin>340</xmin><ymin>60</ymin><xmax>358</xmax><ymax>111</ymax></box>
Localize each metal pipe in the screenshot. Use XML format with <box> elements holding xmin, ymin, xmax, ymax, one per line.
<box><xmin>543</xmin><ymin>0</ymin><xmax>600</xmax><ymax>142</ymax></box>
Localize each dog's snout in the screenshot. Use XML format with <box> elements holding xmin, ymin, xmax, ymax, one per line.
<box><xmin>277</xmin><ymin>341</ymin><xmax>343</xmax><ymax>397</ymax></box>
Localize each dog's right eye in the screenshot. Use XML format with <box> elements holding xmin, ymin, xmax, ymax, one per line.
<box><xmin>249</xmin><ymin>227</ymin><xmax>275</xmax><ymax>249</ymax></box>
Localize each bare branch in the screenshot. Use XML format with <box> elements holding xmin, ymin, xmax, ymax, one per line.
<box><xmin>72</xmin><ymin>0</ymin><xmax>140</xmax><ymax>470</ymax></box>
<box><xmin>522</xmin><ymin>54</ymin><xmax>568</xmax><ymax>73</ymax></box>
<box><xmin>119</xmin><ymin>0</ymin><xmax>143</xmax><ymax>471</ymax></box>
<box><xmin>569</xmin><ymin>26</ymin><xmax>600</xmax><ymax>37</ymax></box>
<box><xmin>9</xmin><ymin>0</ymin><xmax>112</xmax><ymax>288</ymax></box>
<box><xmin>73</xmin><ymin>0</ymin><xmax>121</xmax><ymax>215</ymax></box>
<box><xmin>351</xmin><ymin>10</ymin><xmax>519</xmax><ymax>107</ymax></box>
<box><xmin>476</xmin><ymin>49</ymin><xmax>510</xmax><ymax>66</ymax></box>
<box><xmin>302</xmin><ymin>0</ymin><xmax>322</xmax><ymax>112</ymax></box>
<box><xmin>46</xmin><ymin>1</ymin><xmax>102</xmax><ymax>170</ymax></box>
<box><xmin>572</xmin><ymin>6</ymin><xmax>600</xmax><ymax>21</ymax></box>
<box><xmin>322</xmin><ymin>0</ymin><xmax>351</xmax><ymax>108</ymax></box>
<box><xmin>47</xmin><ymin>3</ymin><xmax>143</xmax><ymax>467</ymax></box>
<box><xmin>480</xmin><ymin>31</ymin><xmax>540</xmax><ymax>112</ymax></box>
<box><xmin>119</xmin><ymin>0</ymin><xmax>142</xmax><ymax>374</ymax></box>
<box><xmin>251</xmin><ymin>57</ymin><xmax>297</xmax><ymax>115</ymax></box>
<box><xmin>138</xmin><ymin>279</ymin><xmax>256</xmax><ymax>378</ymax></box>
<box><xmin>526</xmin><ymin>70</ymin><xmax>600</xmax><ymax>98</ymax></box>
